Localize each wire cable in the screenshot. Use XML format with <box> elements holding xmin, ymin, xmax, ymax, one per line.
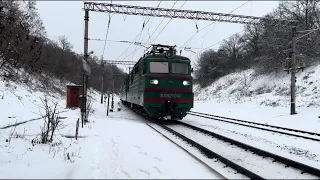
<box><xmin>143</xmin><ymin>0</ymin><xmax>179</xmax><ymax>45</ymax></box>
<box><xmin>126</xmin><ymin>0</ymin><xmax>185</xmax><ymax>59</ymax></box>
<box><xmin>180</xmin><ymin>0</ymin><xmax>251</xmax><ymax>49</ymax></box>
<box><xmin>131</xmin><ymin>1</ymin><xmax>162</xmax><ymax>60</ymax></box>
<box><xmin>115</xmin><ymin>1</ymin><xmax>162</xmax><ymax>61</ymax></box>
<box><xmin>119</xmin><ymin>0</ymin><xmax>180</xmax><ymax>61</ymax></box>
<box><xmin>89</xmin><ymin>38</ymin><xmax>213</xmax><ymax>50</ymax></box>
<box><xmin>149</xmin><ymin>0</ymin><xmax>187</xmax><ymax>44</ymax></box>
<box><xmin>189</xmin><ymin>29</ymin><xmax>246</xmax><ymax>59</ymax></box>
<box><xmin>101</xmin><ymin>0</ymin><xmax>113</xmax><ymax>59</ymax></box>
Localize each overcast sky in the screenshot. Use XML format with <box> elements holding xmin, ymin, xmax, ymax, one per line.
<box><xmin>36</xmin><ymin>1</ymin><xmax>279</xmax><ymax>72</ymax></box>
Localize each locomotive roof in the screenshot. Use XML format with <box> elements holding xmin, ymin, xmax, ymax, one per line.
<box><xmin>140</xmin><ymin>44</ymin><xmax>190</xmax><ymax>61</ymax></box>
<box><xmin>144</xmin><ymin>53</ymin><xmax>189</xmax><ymax>60</ymax></box>
<box><xmin>135</xmin><ymin>54</ymin><xmax>190</xmax><ymax>66</ymax></box>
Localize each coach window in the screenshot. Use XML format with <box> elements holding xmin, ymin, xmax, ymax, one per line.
<box><xmin>150</xmin><ymin>61</ymin><xmax>169</xmax><ymax>73</ymax></box>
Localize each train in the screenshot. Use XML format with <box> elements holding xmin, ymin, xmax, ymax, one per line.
<box><xmin>119</xmin><ymin>44</ymin><xmax>194</xmax><ymax>120</ymax></box>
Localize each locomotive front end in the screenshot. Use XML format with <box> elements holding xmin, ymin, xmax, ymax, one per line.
<box><xmin>143</xmin><ymin>59</ymin><xmax>194</xmax><ymax>120</ymax></box>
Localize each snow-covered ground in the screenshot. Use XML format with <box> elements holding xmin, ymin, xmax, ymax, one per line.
<box><xmin>184</xmin><ymin>102</ymin><xmax>320</xmax><ymax>169</ymax></box>
<box><xmin>0</xmin><ymin>73</ymin><xmax>219</xmax><ymax>178</ymax></box>
<box><xmin>1</xmin><ymin>61</ymin><xmax>320</xmax><ymax>178</ymax></box>
<box><xmin>187</xmin><ymin>63</ymin><xmax>320</xmax><ymax>171</ymax></box>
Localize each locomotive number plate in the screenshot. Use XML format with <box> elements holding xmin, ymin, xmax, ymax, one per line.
<box><xmin>160</xmin><ymin>94</ymin><xmax>181</xmax><ymax>98</ymax></box>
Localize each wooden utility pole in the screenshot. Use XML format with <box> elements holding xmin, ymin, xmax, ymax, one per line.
<box><xmin>290</xmin><ymin>25</ymin><xmax>297</xmax><ymax>115</ymax></box>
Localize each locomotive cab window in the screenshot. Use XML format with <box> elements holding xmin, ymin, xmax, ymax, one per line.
<box><xmin>171</xmin><ymin>63</ymin><xmax>188</xmax><ymax>74</ymax></box>
<box><xmin>150</xmin><ymin>61</ymin><xmax>169</xmax><ymax>73</ymax></box>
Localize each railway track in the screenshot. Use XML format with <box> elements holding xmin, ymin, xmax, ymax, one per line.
<box><xmin>122</xmin><ymin>103</ymin><xmax>320</xmax><ymax>179</ymax></box>
<box><xmin>187</xmin><ymin>111</ymin><xmax>320</xmax><ymax>142</ymax></box>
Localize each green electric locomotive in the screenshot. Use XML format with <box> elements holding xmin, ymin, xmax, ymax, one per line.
<box><xmin>120</xmin><ymin>44</ymin><xmax>194</xmax><ymax>120</ymax></box>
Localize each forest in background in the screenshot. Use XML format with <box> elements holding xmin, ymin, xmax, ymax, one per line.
<box><xmin>195</xmin><ymin>0</ymin><xmax>320</xmax><ymax>88</ymax></box>
<box><xmin>2</xmin><ymin>1</ymin><xmax>319</xmax><ymax>93</ymax></box>
<box><xmin>0</xmin><ymin>1</ymin><xmax>125</xmax><ymax>95</ymax></box>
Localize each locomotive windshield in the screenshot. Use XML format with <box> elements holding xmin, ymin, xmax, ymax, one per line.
<box><xmin>171</xmin><ymin>63</ymin><xmax>188</xmax><ymax>74</ymax></box>
<box><xmin>150</xmin><ymin>61</ymin><xmax>169</xmax><ymax>73</ymax></box>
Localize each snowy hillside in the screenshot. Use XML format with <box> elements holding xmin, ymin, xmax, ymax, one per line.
<box><xmin>194</xmin><ymin>63</ymin><xmax>320</xmax><ymax>109</ymax></box>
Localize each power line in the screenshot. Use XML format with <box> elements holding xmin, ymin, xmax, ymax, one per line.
<box><xmin>189</xmin><ymin>29</ymin><xmax>246</xmax><ymax>59</ymax></box>
<box><xmin>143</xmin><ymin>0</ymin><xmax>179</xmax><ymax>45</ymax></box>
<box><xmin>88</xmin><ymin>38</ymin><xmax>211</xmax><ymax>50</ymax></box>
<box><xmin>136</xmin><ymin>0</ymin><xmax>162</xmax><ymax>44</ymax></box>
<box><xmin>149</xmin><ymin>0</ymin><xmax>187</xmax><ymax>44</ymax></box>
<box><xmin>118</xmin><ymin>1</ymin><xmax>180</xmax><ymax>61</ymax></box>
<box><xmin>187</xmin><ymin>1</ymin><xmax>252</xmax><ymax>47</ymax></box>
<box><xmin>122</xmin><ymin>0</ymin><xmax>187</xmax><ymax>61</ymax></box>
<box><xmin>131</xmin><ymin>1</ymin><xmax>163</xmax><ymax>60</ymax></box>
<box><xmin>180</xmin><ymin>0</ymin><xmax>251</xmax><ymax>49</ymax></box>
<box><xmin>101</xmin><ymin>0</ymin><xmax>113</xmax><ymax>59</ymax></box>
<box><xmin>186</xmin><ymin>1</ymin><xmax>253</xmax><ymax>59</ymax></box>
<box><xmin>114</xmin><ymin>1</ymin><xmax>162</xmax><ymax>61</ymax></box>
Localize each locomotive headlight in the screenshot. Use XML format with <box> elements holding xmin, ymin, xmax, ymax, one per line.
<box><xmin>183</xmin><ymin>80</ymin><xmax>190</xmax><ymax>86</ymax></box>
<box><xmin>150</xmin><ymin>79</ymin><xmax>159</xmax><ymax>85</ymax></box>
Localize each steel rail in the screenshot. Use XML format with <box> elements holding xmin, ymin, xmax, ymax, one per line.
<box><xmin>122</xmin><ymin>103</ymin><xmax>261</xmax><ymax>179</ymax></box>
<box><xmin>176</xmin><ymin>120</ymin><xmax>320</xmax><ymax>177</ymax></box>
<box><xmin>121</xmin><ymin>103</ymin><xmax>320</xmax><ymax>178</ymax></box>
<box><xmin>187</xmin><ymin>111</ymin><xmax>320</xmax><ymax>142</ymax></box>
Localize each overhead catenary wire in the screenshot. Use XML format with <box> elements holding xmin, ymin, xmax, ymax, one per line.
<box><xmin>189</xmin><ymin>0</ymin><xmax>253</xmax><ymax>47</ymax></box>
<box><xmin>121</xmin><ymin>0</ymin><xmax>185</xmax><ymax>61</ymax></box>
<box><xmin>131</xmin><ymin>1</ymin><xmax>163</xmax><ymax>60</ymax></box>
<box><xmin>114</xmin><ymin>1</ymin><xmax>162</xmax><ymax>61</ymax></box>
<box><xmin>187</xmin><ymin>0</ymin><xmax>254</xmax><ymax>59</ymax></box>
<box><xmin>139</xmin><ymin>0</ymin><xmax>179</xmax><ymax>47</ymax></box>
<box><xmin>136</xmin><ymin>0</ymin><xmax>163</xmax><ymax>43</ymax></box>
<box><xmin>114</xmin><ymin>25</ymin><xmax>145</xmax><ymax>61</ymax></box>
<box><xmin>180</xmin><ymin>0</ymin><xmax>252</xmax><ymax>49</ymax></box>
<box><xmin>101</xmin><ymin>0</ymin><xmax>113</xmax><ymax>59</ymax></box>
<box><xmin>189</xmin><ymin>2</ymin><xmax>283</xmax><ymax>60</ymax></box>
<box><xmin>189</xmin><ymin>29</ymin><xmax>246</xmax><ymax>59</ymax></box>
<box><xmin>116</xmin><ymin>1</ymin><xmax>179</xmax><ymax>61</ymax></box>
<box><xmin>149</xmin><ymin>0</ymin><xmax>187</xmax><ymax>45</ymax></box>
<box><xmin>88</xmin><ymin>38</ymin><xmax>217</xmax><ymax>50</ymax></box>
<box><xmin>131</xmin><ymin>16</ymin><xmax>150</xmax><ymax>60</ymax></box>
